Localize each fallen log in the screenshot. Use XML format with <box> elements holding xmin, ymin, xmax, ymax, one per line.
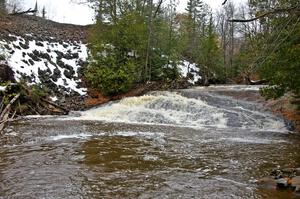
<box><xmin>245</xmin><ymin>77</ymin><xmax>267</xmax><ymax>85</ymax></box>
<box><xmin>0</xmin><ymin>93</ymin><xmax>20</xmax><ymax>133</ymax></box>
<box><xmin>41</xmin><ymin>98</ymin><xmax>69</xmax><ymax>113</ymax></box>
<box><xmin>9</xmin><ymin>8</ymin><xmax>37</xmax><ymax>16</ymax></box>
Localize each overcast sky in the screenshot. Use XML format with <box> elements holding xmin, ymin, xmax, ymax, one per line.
<box><xmin>21</xmin><ymin>0</ymin><xmax>247</xmax><ymax>25</ymax></box>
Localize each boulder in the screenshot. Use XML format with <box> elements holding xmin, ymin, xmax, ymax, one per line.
<box><xmin>291</xmin><ymin>176</ymin><xmax>300</xmax><ymax>192</ymax></box>
<box><xmin>276</xmin><ymin>178</ymin><xmax>289</xmax><ymax>189</ymax></box>
<box><xmin>0</xmin><ymin>63</ymin><xmax>14</xmax><ymax>82</ymax></box>
<box><xmin>257</xmin><ymin>177</ymin><xmax>277</xmax><ymax>189</ymax></box>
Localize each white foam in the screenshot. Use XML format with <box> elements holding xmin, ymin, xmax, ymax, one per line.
<box><xmin>76</xmin><ymin>92</ymin><xmax>228</xmax><ymax>129</ymax></box>
<box><xmin>221</xmin><ymin>137</ymin><xmax>288</xmax><ymax>144</ymax></box>
<box><xmin>50</xmin><ymin>133</ymin><xmax>93</xmax><ymax>141</ymax></box>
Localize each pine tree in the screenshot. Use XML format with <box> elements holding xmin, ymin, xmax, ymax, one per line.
<box><xmin>33</xmin><ymin>1</ymin><xmax>38</xmax><ymax>16</ymax></box>
<box><xmin>0</xmin><ymin>0</ymin><xmax>6</xmax><ymax>15</ymax></box>
<box><xmin>42</xmin><ymin>6</ymin><xmax>46</xmax><ymax>18</ymax></box>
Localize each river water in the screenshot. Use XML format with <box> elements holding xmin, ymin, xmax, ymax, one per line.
<box><xmin>0</xmin><ymin>85</ymin><xmax>300</xmax><ymax>199</ymax></box>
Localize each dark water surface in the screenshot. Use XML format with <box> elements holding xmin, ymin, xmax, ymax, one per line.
<box><xmin>1</xmin><ymin>86</ymin><xmax>300</xmax><ymax>199</ymax></box>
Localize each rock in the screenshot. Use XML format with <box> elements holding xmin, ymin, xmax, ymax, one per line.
<box><xmin>0</xmin><ymin>63</ymin><xmax>14</xmax><ymax>82</ymax></box>
<box><xmin>63</xmin><ymin>69</ymin><xmax>73</xmax><ymax>79</ymax></box>
<box><xmin>28</xmin><ymin>52</ymin><xmax>41</xmax><ymax>62</ymax></box>
<box><xmin>28</xmin><ymin>59</ymin><xmax>34</xmax><ymax>65</ymax></box>
<box><xmin>276</xmin><ymin>178</ymin><xmax>289</xmax><ymax>189</ymax></box>
<box><xmin>13</xmin><ymin>44</ymin><xmax>21</xmax><ymax>50</ymax></box>
<box><xmin>19</xmin><ymin>41</ymin><xmax>29</xmax><ymax>49</ymax></box>
<box><xmin>295</xmin><ymin>168</ymin><xmax>300</xmax><ymax>176</ymax></box>
<box><xmin>291</xmin><ymin>176</ymin><xmax>300</xmax><ymax>192</ymax></box>
<box><xmin>257</xmin><ymin>177</ymin><xmax>277</xmax><ymax>189</ymax></box>
<box><xmin>281</xmin><ymin>168</ymin><xmax>297</xmax><ymax>178</ymax></box>
<box><xmin>35</xmin><ymin>41</ymin><xmax>44</xmax><ymax>47</ymax></box>
<box><xmin>271</xmin><ymin>169</ymin><xmax>283</xmax><ymax>179</ymax></box>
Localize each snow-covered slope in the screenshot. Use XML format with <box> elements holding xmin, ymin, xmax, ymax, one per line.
<box><xmin>0</xmin><ymin>34</ymin><xmax>88</xmax><ymax>95</ymax></box>
<box><xmin>177</xmin><ymin>60</ymin><xmax>202</xmax><ymax>84</ymax></box>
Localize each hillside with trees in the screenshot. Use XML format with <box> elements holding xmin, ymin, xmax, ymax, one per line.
<box><xmin>0</xmin><ymin>0</ymin><xmax>299</xmax><ymax>130</ymax></box>
<box><xmin>84</xmin><ymin>0</ymin><xmax>299</xmax><ymax>102</ymax></box>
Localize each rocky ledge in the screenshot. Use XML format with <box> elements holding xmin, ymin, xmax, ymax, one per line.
<box><xmin>258</xmin><ymin>167</ymin><xmax>300</xmax><ymax>195</ymax></box>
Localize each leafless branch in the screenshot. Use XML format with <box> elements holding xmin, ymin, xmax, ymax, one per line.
<box><xmin>9</xmin><ymin>8</ymin><xmax>37</xmax><ymax>16</ymax></box>
<box><xmin>154</xmin><ymin>0</ymin><xmax>164</xmax><ymax>18</ymax></box>
<box><xmin>229</xmin><ymin>5</ymin><xmax>300</xmax><ymax>22</ymax></box>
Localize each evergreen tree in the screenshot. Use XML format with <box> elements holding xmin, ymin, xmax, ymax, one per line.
<box><xmin>42</xmin><ymin>6</ymin><xmax>46</xmax><ymax>18</ymax></box>
<box><xmin>0</xmin><ymin>0</ymin><xmax>6</xmax><ymax>15</ymax></box>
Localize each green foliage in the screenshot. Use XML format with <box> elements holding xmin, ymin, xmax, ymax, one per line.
<box><xmin>258</xmin><ymin>16</ymin><xmax>300</xmax><ymax>99</ymax></box>
<box><xmin>30</xmin><ymin>84</ymin><xmax>48</xmax><ymax>103</ymax></box>
<box><xmin>197</xmin><ymin>21</ymin><xmax>224</xmax><ymax>82</ymax></box>
<box><xmin>87</xmin><ymin>11</ymin><xmax>146</xmax><ymax>95</ymax></box>
<box><xmin>0</xmin><ymin>0</ymin><xmax>6</xmax><ymax>15</ymax></box>
<box><xmin>87</xmin><ymin>1</ymin><xmax>183</xmax><ymax>94</ymax></box>
<box><xmin>86</xmin><ymin>59</ymin><xmax>136</xmax><ymax>95</ymax></box>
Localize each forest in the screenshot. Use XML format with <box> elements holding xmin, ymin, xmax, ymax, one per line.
<box><xmin>83</xmin><ymin>0</ymin><xmax>300</xmax><ymax>101</ymax></box>
<box><xmin>0</xmin><ymin>0</ymin><xmax>299</xmax><ymax>99</ymax></box>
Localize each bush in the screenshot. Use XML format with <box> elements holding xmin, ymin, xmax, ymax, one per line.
<box><xmin>85</xmin><ymin>58</ymin><xmax>136</xmax><ymax>96</ymax></box>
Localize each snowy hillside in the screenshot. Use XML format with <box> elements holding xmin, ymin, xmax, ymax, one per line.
<box><xmin>0</xmin><ymin>34</ymin><xmax>88</xmax><ymax>95</ymax></box>
<box><xmin>177</xmin><ymin>60</ymin><xmax>202</xmax><ymax>84</ymax></box>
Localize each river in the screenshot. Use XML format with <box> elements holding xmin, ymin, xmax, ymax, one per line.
<box><xmin>0</xmin><ymin>85</ymin><xmax>300</xmax><ymax>199</ymax></box>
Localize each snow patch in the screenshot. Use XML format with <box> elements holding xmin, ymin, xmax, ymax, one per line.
<box><xmin>177</xmin><ymin>60</ymin><xmax>202</xmax><ymax>84</ymax></box>
<box><xmin>0</xmin><ymin>35</ymin><xmax>88</xmax><ymax>95</ymax></box>
<box><xmin>0</xmin><ymin>86</ymin><xmax>6</xmax><ymax>91</ymax></box>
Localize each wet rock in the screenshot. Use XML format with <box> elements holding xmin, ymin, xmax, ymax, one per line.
<box><xmin>276</xmin><ymin>178</ymin><xmax>289</xmax><ymax>189</ymax></box>
<box><xmin>291</xmin><ymin>176</ymin><xmax>300</xmax><ymax>192</ymax></box>
<box><xmin>257</xmin><ymin>177</ymin><xmax>277</xmax><ymax>189</ymax></box>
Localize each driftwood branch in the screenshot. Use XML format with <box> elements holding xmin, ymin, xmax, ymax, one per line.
<box><xmin>222</xmin><ymin>0</ymin><xmax>228</xmax><ymax>5</ymax></box>
<box><xmin>9</xmin><ymin>8</ymin><xmax>37</xmax><ymax>16</ymax></box>
<box><xmin>229</xmin><ymin>6</ymin><xmax>300</xmax><ymax>22</ymax></box>
<box><xmin>0</xmin><ymin>93</ymin><xmax>20</xmax><ymax>132</ymax></box>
